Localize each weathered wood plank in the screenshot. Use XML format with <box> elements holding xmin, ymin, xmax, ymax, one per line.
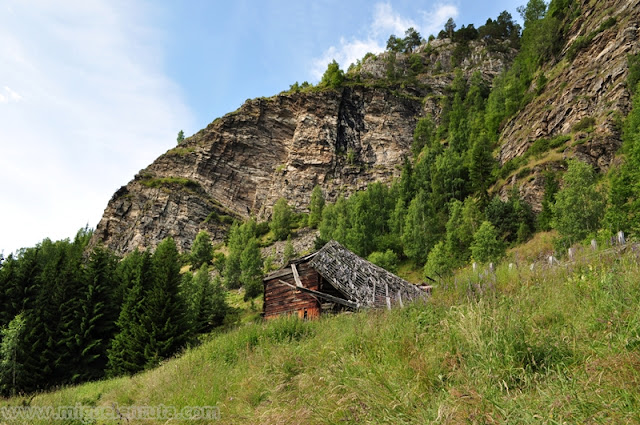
<box><xmin>278</xmin><ymin>279</ymin><xmax>358</xmax><ymax>309</ymax></box>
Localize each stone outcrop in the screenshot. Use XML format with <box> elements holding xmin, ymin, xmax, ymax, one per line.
<box><xmin>92</xmin><ymin>33</ymin><xmax>516</xmax><ymax>254</ymax></box>
<box><xmin>94</xmin><ymin>87</ymin><xmax>423</xmax><ymax>254</ymax></box>
<box><xmin>498</xmin><ymin>0</ymin><xmax>640</xmax><ymax>208</ymax></box>
<box><xmin>93</xmin><ymin>0</ymin><xmax>639</xmax><ymax>253</ymax></box>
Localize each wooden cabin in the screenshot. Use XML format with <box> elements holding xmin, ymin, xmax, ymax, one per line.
<box><xmin>263</xmin><ymin>240</ymin><xmax>427</xmax><ymax>320</ymax></box>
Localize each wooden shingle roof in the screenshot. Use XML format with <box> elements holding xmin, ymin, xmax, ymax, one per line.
<box><xmin>308</xmin><ymin>240</ymin><xmax>426</xmax><ymax>308</ymax></box>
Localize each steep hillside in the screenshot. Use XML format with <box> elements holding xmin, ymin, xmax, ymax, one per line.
<box><xmin>498</xmin><ymin>0</ymin><xmax>640</xmax><ymax>209</ymax></box>
<box><xmin>4</xmin><ymin>244</ymin><xmax>640</xmax><ymax>424</ymax></box>
<box><xmin>91</xmin><ymin>0</ymin><xmax>640</xmax><ymax>255</ymax></box>
<box><xmin>92</xmin><ymin>39</ymin><xmax>515</xmax><ymax>254</ymax></box>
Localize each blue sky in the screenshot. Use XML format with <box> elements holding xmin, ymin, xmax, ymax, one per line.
<box><xmin>0</xmin><ymin>0</ymin><xmax>523</xmax><ymax>255</ymax></box>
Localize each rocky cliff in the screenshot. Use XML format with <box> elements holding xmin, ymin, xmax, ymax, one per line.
<box><xmin>92</xmin><ymin>39</ymin><xmax>514</xmax><ymax>254</ymax></box>
<box><xmin>497</xmin><ymin>0</ymin><xmax>640</xmax><ymax>210</ymax></box>
<box><xmin>93</xmin><ymin>0</ymin><xmax>640</xmax><ymax>254</ymax></box>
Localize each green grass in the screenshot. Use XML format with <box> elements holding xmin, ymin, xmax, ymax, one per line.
<box><xmin>3</xmin><ymin>246</ymin><xmax>640</xmax><ymax>424</ymax></box>
<box><xmin>139</xmin><ymin>176</ymin><xmax>201</xmax><ymax>190</ymax></box>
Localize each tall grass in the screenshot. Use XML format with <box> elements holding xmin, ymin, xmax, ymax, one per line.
<box><xmin>2</xmin><ymin>247</ymin><xmax>640</xmax><ymax>424</ymax></box>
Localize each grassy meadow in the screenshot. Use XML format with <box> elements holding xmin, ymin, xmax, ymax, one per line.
<box><xmin>2</xmin><ymin>240</ymin><xmax>640</xmax><ymax>424</ymax></box>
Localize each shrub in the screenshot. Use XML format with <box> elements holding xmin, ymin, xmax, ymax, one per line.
<box><xmin>367</xmin><ymin>250</ymin><xmax>398</xmax><ymax>273</ymax></box>
<box><xmin>470</xmin><ymin>221</ymin><xmax>505</xmax><ymax>264</ymax></box>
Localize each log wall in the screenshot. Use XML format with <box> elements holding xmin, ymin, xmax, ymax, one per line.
<box><xmin>263</xmin><ymin>262</ymin><xmax>321</xmax><ymax>320</ymax></box>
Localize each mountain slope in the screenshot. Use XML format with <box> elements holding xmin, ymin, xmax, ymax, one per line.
<box><xmin>92</xmin><ymin>39</ymin><xmax>514</xmax><ymax>254</ymax></box>
<box><xmin>497</xmin><ymin>0</ymin><xmax>640</xmax><ymax>209</ymax></box>
<box><xmin>4</xmin><ymin>243</ymin><xmax>640</xmax><ymax>424</ymax></box>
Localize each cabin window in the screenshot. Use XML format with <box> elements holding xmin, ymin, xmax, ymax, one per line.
<box><xmin>303</xmin><ymin>308</ymin><xmax>308</xmax><ymax>320</ymax></box>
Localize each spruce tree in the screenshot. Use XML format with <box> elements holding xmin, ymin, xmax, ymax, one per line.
<box><xmin>143</xmin><ymin>237</ymin><xmax>188</xmax><ymax>369</ymax></box>
<box><xmin>191</xmin><ymin>230</ymin><xmax>214</xmax><ymax>269</ymax></box>
<box><xmin>224</xmin><ymin>220</ymin><xmax>257</xmax><ymax>289</ymax></box>
<box><xmin>270</xmin><ymin>198</ymin><xmax>292</xmax><ymax>240</ymax></box>
<box><xmin>308</xmin><ymin>185</ymin><xmax>325</xmax><ymax>228</ymax></box>
<box><xmin>240</xmin><ymin>238</ymin><xmax>263</xmax><ymax>300</ymax></box>
<box><xmin>107</xmin><ymin>250</ymin><xmax>152</xmax><ymax>376</ymax></box>
<box><xmin>191</xmin><ymin>264</ymin><xmax>227</xmax><ymax>334</ymax></box>
<box><xmin>73</xmin><ymin>245</ymin><xmax>119</xmax><ymax>382</ymax></box>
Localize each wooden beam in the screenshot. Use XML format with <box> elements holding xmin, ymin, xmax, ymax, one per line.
<box><xmin>291</xmin><ymin>264</ymin><xmax>303</xmax><ymax>287</ymax></box>
<box><xmin>385</xmin><ymin>282</ymin><xmax>391</xmax><ymax>310</ymax></box>
<box><xmin>278</xmin><ymin>280</ymin><xmax>358</xmax><ymax>309</ymax></box>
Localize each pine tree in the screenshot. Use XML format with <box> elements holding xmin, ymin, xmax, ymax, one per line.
<box><xmin>283</xmin><ymin>236</ymin><xmax>296</xmax><ymax>264</ymax></box>
<box><xmin>240</xmin><ymin>238</ymin><xmax>263</xmax><ymax>301</ymax></box>
<box><xmin>142</xmin><ymin>237</ymin><xmax>188</xmax><ymax>369</ymax></box>
<box><xmin>191</xmin><ymin>230</ymin><xmax>213</xmax><ymax>269</ymax></box>
<box><xmin>552</xmin><ymin>160</ymin><xmax>605</xmax><ymax>247</ymax></box>
<box><xmin>270</xmin><ymin>198</ymin><xmax>292</xmax><ymax>240</ymax></box>
<box><xmin>469</xmin><ymin>134</ymin><xmax>495</xmax><ymax>198</ymax></box>
<box><xmin>191</xmin><ymin>264</ymin><xmax>227</xmax><ymax>334</ymax></box>
<box><xmin>224</xmin><ymin>220</ymin><xmax>257</xmax><ymax>289</ymax></box>
<box><xmin>73</xmin><ymin>245</ymin><xmax>119</xmax><ymax>382</ymax></box>
<box><xmin>308</xmin><ymin>185</ymin><xmax>325</xmax><ymax>228</ymax></box>
<box><xmin>402</xmin><ymin>190</ymin><xmax>442</xmax><ymax>264</ymax></box>
<box><xmin>107</xmin><ymin>250</ymin><xmax>152</xmax><ymax>376</ymax></box>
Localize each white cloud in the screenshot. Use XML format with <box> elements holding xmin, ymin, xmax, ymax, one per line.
<box><xmin>310</xmin><ymin>2</ymin><xmax>459</xmax><ymax>81</ymax></box>
<box><xmin>0</xmin><ymin>0</ymin><xmax>194</xmax><ymax>255</ymax></box>
<box><xmin>421</xmin><ymin>4</ymin><xmax>460</xmax><ymax>37</ymax></box>
<box><xmin>1</xmin><ymin>86</ymin><xmax>22</xmax><ymax>102</ymax></box>
<box><xmin>371</xmin><ymin>3</ymin><xmax>417</xmax><ymax>38</ymax></box>
<box><xmin>311</xmin><ymin>38</ymin><xmax>384</xmax><ymax>81</ymax></box>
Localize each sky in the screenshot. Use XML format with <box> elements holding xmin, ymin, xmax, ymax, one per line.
<box><xmin>0</xmin><ymin>0</ymin><xmax>524</xmax><ymax>256</ymax></box>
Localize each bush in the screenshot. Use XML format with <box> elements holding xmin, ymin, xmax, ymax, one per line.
<box><xmin>423</xmin><ymin>241</ymin><xmax>453</xmax><ymax>279</ymax></box>
<box><xmin>470</xmin><ymin>221</ymin><xmax>505</xmax><ymax>264</ymax></box>
<box><xmin>367</xmin><ymin>250</ymin><xmax>398</xmax><ymax>273</ymax></box>
<box><xmin>319</xmin><ymin>60</ymin><xmax>344</xmax><ymax>89</ymax></box>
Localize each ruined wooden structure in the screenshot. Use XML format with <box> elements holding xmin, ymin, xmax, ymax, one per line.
<box><xmin>263</xmin><ymin>240</ymin><xmax>427</xmax><ymax>320</ymax></box>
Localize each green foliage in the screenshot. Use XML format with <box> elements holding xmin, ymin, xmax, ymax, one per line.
<box><xmin>412</xmin><ymin>117</ymin><xmax>435</xmax><ymax>157</ymax></box>
<box><xmin>444</xmin><ymin>18</ymin><xmax>456</xmax><ymax>39</ymax></box>
<box><xmin>496</xmin><ymin>135</ymin><xmax>570</xmax><ymax>180</ymax></box>
<box><xmin>423</xmin><ymin>240</ymin><xmax>454</xmax><ymax>278</ymax></box>
<box><xmin>319</xmin><ymin>60</ymin><xmax>344</xmax><ymax>89</ymax></box>
<box><xmin>190</xmin><ymin>230</ymin><xmax>213</xmax><ymax>269</ymax></box>
<box><xmin>537</xmin><ymin>172</ymin><xmax>559</xmax><ymax>231</ymax></box>
<box><xmin>224</xmin><ymin>220</ymin><xmax>257</xmax><ymax>289</ymax></box>
<box><xmin>469</xmin><ymin>134</ymin><xmax>495</xmax><ymax>197</ymax></box>
<box><xmin>367</xmin><ymin>250</ymin><xmax>398</xmax><ymax>273</ymax></box>
<box><xmin>185</xmin><ymin>264</ymin><xmax>228</xmax><ymax>335</ymax></box>
<box><xmin>0</xmin><ymin>313</ymin><xmax>26</xmax><ymax>396</ymax></box>
<box><xmin>240</xmin><ymin>238</ymin><xmax>263</xmax><ymax>301</ymax></box>
<box><xmin>552</xmin><ymin>160</ymin><xmax>605</xmax><ymax>247</ymax></box>
<box><xmin>283</xmin><ymin>236</ymin><xmax>296</xmax><ymax>265</ymax></box>
<box><xmin>270</xmin><ymin>198</ymin><xmax>292</xmax><ymax>241</ymax></box>
<box><xmin>486</xmin><ymin>190</ymin><xmax>535</xmax><ymax>244</ymax></box>
<box><xmin>386</xmin><ymin>27</ymin><xmax>422</xmax><ymax>54</ymax></box>
<box><xmin>402</xmin><ymin>190</ymin><xmax>441</xmax><ymax>264</ymax></box>
<box><xmin>403</xmin><ymin>27</ymin><xmax>422</xmax><ymax>53</ymax></box>
<box><xmin>470</xmin><ymin>221</ymin><xmax>505</xmax><ymax>263</ymax></box>
<box><xmin>572</xmin><ymin>116</ymin><xmax>596</xmax><ymax>132</ymax></box>
<box><xmin>140</xmin><ymin>176</ymin><xmax>200</xmax><ymax>190</ymax></box>
<box><xmin>176</xmin><ymin>130</ymin><xmax>184</xmax><ymax>145</ymax></box>
<box><xmin>385</xmin><ymin>35</ymin><xmax>405</xmax><ymax>53</ymax></box>
<box><xmin>628</xmin><ymin>53</ymin><xmax>640</xmax><ymax>95</ymax></box>
<box><xmin>142</xmin><ymin>238</ymin><xmax>188</xmax><ymax>368</ymax></box>
<box><xmin>307</xmin><ymin>185</ymin><xmax>325</xmax><ymax>228</ymax></box>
